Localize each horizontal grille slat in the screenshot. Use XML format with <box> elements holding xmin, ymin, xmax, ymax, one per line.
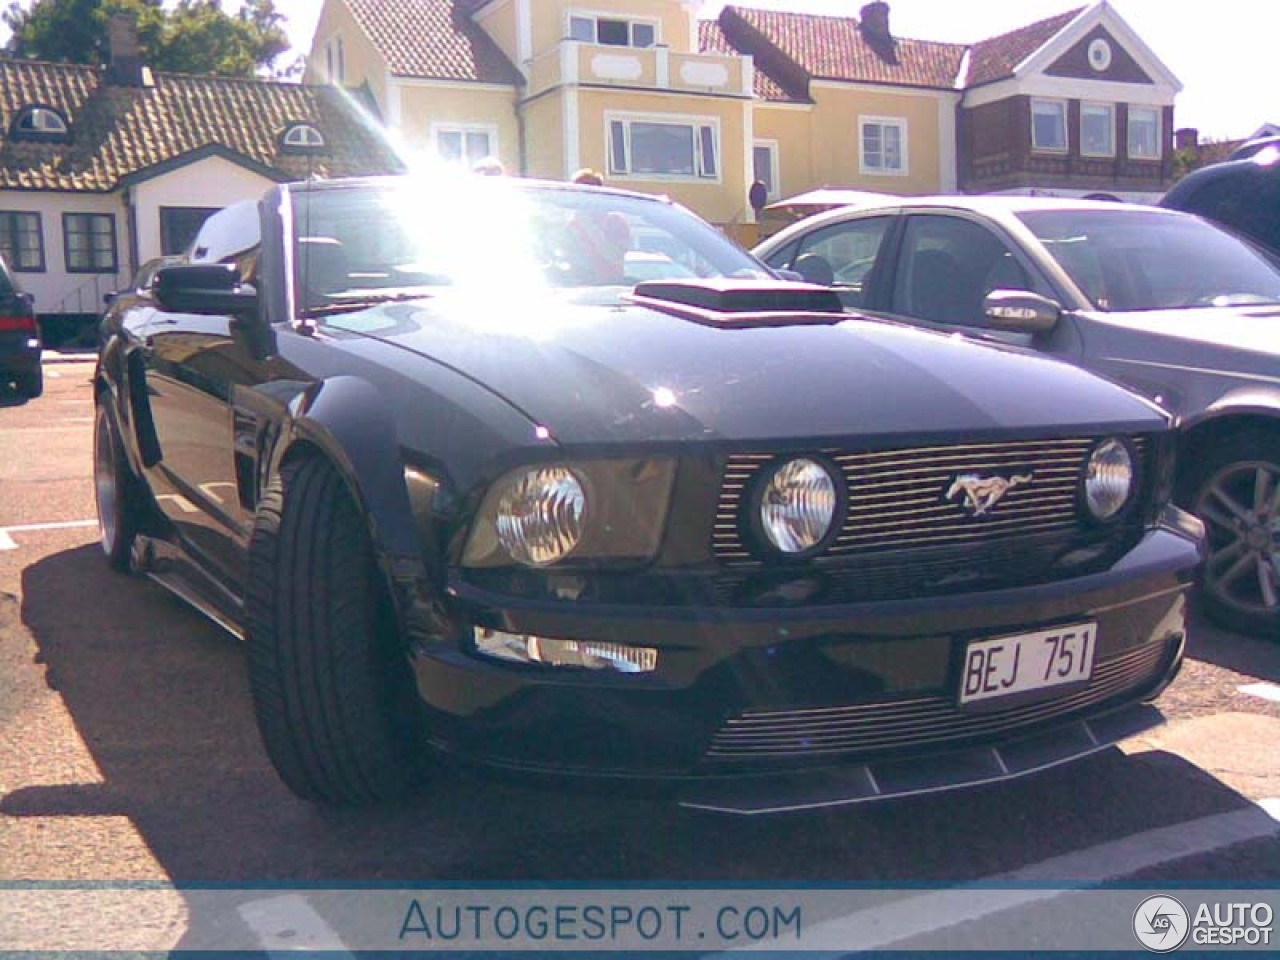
<box><xmin>706</xmin><ymin>640</ymin><xmax>1167</xmax><ymax>760</ymax></box>
<box><xmin>714</xmin><ymin>437</ymin><xmax>1147</xmax><ymax>565</ymax></box>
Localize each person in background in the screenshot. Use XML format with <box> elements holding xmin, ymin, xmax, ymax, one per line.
<box><xmin>566</xmin><ymin>169</ymin><xmax>631</xmax><ymax>283</ymax></box>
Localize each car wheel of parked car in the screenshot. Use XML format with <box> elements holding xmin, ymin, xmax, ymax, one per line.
<box><xmin>1183</xmin><ymin>431</ymin><xmax>1280</xmax><ymax>638</ymax></box>
<box><xmin>245</xmin><ymin>456</ymin><xmax>431</xmax><ymax>805</ymax></box>
<box><xmin>93</xmin><ymin>400</ymin><xmax>142</xmax><ymax>571</ymax></box>
<box><xmin>17</xmin><ymin>367</ymin><xmax>42</xmax><ymax>398</ymax></box>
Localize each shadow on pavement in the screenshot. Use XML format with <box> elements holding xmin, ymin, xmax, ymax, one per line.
<box><xmin>4</xmin><ymin>543</ymin><xmax>1272</xmax><ymax>886</ymax></box>
<box><xmin>1184</xmin><ymin>593</ymin><xmax>1280</xmax><ymax>683</ymax></box>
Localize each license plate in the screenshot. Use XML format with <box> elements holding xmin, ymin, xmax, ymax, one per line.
<box><xmin>958</xmin><ymin>622</ymin><xmax>1097</xmax><ymax>705</ymax></box>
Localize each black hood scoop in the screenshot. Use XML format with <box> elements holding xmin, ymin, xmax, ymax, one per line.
<box><xmin>629</xmin><ymin>278</ymin><xmax>845</xmax><ymax>328</ymax></box>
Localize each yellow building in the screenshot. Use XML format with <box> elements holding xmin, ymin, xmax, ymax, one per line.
<box><xmin>304</xmin><ymin>1</ymin><xmax>1177</xmax><ymax>230</ymax></box>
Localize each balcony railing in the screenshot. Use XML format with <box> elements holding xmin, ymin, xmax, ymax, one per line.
<box><xmin>527</xmin><ymin>41</ymin><xmax>754</xmax><ymax>99</ymax></box>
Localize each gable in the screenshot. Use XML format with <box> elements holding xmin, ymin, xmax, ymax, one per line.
<box><xmin>1044</xmin><ymin>26</ymin><xmax>1153</xmax><ymax>84</ymax></box>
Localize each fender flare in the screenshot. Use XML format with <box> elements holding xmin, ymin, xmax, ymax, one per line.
<box><xmin>266</xmin><ymin>375</ymin><xmax>425</xmax><ymax>575</ymax></box>
<box><xmin>1179</xmin><ymin>386</ymin><xmax>1280</xmax><ymax>432</ymax></box>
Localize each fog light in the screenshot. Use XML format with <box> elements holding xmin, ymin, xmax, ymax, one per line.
<box><xmin>26</xmin><ymin>338</ymin><xmax>39</xmax><ymax>349</ymax></box>
<box><xmin>473</xmin><ymin>627</ymin><xmax>658</xmax><ymax>673</ymax></box>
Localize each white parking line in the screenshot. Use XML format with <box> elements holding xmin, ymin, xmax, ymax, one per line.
<box><xmin>1239</xmin><ymin>682</ymin><xmax>1280</xmax><ymax>704</ymax></box>
<box><xmin>156</xmin><ymin>493</ymin><xmax>198</xmax><ymax>513</ymax></box>
<box><xmin>0</xmin><ymin>519</ymin><xmax>98</xmax><ymax>550</ymax></box>
<box><xmin>237</xmin><ymin>894</ymin><xmax>357</xmax><ymax>957</ymax></box>
<box><xmin>744</xmin><ymin>800</ymin><xmax>1280</xmax><ymax>956</ymax></box>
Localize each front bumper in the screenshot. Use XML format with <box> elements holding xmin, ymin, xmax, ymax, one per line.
<box><xmin>409</xmin><ymin>517</ymin><xmax>1201</xmax><ymax>797</ymax></box>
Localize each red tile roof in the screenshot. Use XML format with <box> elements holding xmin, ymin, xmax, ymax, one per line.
<box><xmin>966</xmin><ymin>8</ymin><xmax>1084</xmax><ymax>87</ymax></box>
<box><xmin>718</xmin><ymin>5</ymin><xmax>967</xmax><ymax>91</ymax></box>
<box><xmin>698</xmin><ymin>19</ymin><xmax>807</xmax><ymax>103</ymax></box>
<box><xmin>345</xmin><ymin>0</ymin><xmax>520</xmax><ymax>84</ymax></box>
<box><xmin>0</xmin><ymin>59</ymin><xmax>402</xmax><ymax>192</ymax></box>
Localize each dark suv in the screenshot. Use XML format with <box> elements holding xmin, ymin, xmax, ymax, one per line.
<box><xmin>1161</xmin><ymin>145</ymin><xmax>1280</xmax><ymax>257</ymax></box>
<box><xmin>0</xmin><ymin>254</ymin><xmax>40</xmax><ymax>398</ymax></box>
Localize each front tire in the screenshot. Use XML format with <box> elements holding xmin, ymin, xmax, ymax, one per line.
<box><xmin>246</xmin><ymin>456</ymin><xmax>431</xmax><ymax>805</ymax></box>
<box><xmin>93</xmin><ymin>400</ymin><xmax>141</xmax><ymax>571</ymax></box>
<box><xmin>1181</xmin><ymin>430</ymin><xmax>1280</xmax><ymax>638</ymax></box>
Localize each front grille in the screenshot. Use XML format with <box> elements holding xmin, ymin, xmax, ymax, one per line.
<box><xmin>714</xmin><ymin>437</ymin><xmax>1146</xmax><ymax>563</ymax></box>
<box><xmin>706</xmin><ymin>638</ymin><xmax>1170</xmax><ymax>762</ymax></box>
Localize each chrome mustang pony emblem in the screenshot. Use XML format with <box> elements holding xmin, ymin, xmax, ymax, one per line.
<box><xmin>945</xmin><ymin>472</ymin><xmax>1034</xmax><ymax>517</ymax></box>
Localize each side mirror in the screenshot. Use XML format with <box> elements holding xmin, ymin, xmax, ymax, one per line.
<box><xmin>154</xmin><ymin>264</ymin><xmax>258</xmax><ymax>318</ymax></box>
<box><xmin>983</xmin><ymin>289</ymin><xmax>1061</xmax><ymax>334</ymax></box>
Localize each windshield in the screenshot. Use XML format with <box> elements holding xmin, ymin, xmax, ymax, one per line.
<box><xmin>288</xmin><ymin>178</ymin><xmax>767</xmax><ymax>314</ymax></box>
<box><xmin>1017</xmin><ymin>208</ymin><xmax>1280</xmax><ymax>311</ymax></box>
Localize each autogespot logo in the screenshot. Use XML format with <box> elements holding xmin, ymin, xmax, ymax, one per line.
<box><xmin>1134</xmin><ymin>896</ymin><xmax>1190</xmax><ymax>952</ymax></box>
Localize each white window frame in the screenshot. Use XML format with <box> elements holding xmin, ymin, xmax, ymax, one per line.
<box><xmin>1031</xmin><ymin>98</ymin><xmax>1069</xmax><ymax>153</ymax></box>
<box><xmin>567</xmin><ymin>10</ymin><xmax>660</xmax><ymax>48</ymax></box>
<box><xmin>324</xmin><ymin>36</ymin><xmax>345</xmax><ymax>85</ymax></box>
<box><xmin>858</xmin><ymin>116</ymin><xmax>909</xmax><ymax>177</ymax></box>
<box><xmin>1127</xmin><ymin>104</ymin><xmax>1161</xmax><ymax>160</ymax></box>
<box><xmin>283</xmin><ymin>124</ymin><xmax>325</xmax><ymax>149</ymax></box>
<box><xmin>753</xmin><ymin>140</ymin><xmax>781</xmax><ymax>201</ymax></box>
<box><xmin>430</xmin><ymin>122</ymin><xmax>499</xmax><ymax>168</ymax></box>
<box><xmin>15</xmin><ymin>106</ymin><xmax>67</xmax><ymax>135</ymax></box>
<box><xmin>605</xmin><ymin>112</ymin><xmax>721</xmax><ymax>183</ymax></box>
<box><xmin>1080</xmin><ymin>102</ymin><xmax>1115</xmax><ymax>158</ymax></box>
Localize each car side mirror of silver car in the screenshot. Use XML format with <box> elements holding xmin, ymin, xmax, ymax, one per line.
<box><xmin>983</xmin><ymin>289</ymin><xmax>1061</xmax><ymax>334</ymax></box>
<box><xmin>154</xmin><ymin>264</ymin><xmax>258</xmax><ymax>319</ymax></box>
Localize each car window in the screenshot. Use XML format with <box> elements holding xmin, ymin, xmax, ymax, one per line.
<box><xmin>782</xmin><ymin>217</ymin><xmax>891</xmax><ymax>307</ymax></box>
<box><xmin>891</xmin><ymin>215</ymin><xmax>1035</xmax><ymax>326</ymax></box>
<box><xmin>1018</xmin><ymin>208</ymin><xmax>1280</xmax><ymax>311</ymax></box>
<box><xmin>289</xmin><ymin>179</ymin><xmax>768</xmax><ymax>313</ymax></box>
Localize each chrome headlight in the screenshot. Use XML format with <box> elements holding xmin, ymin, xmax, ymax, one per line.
<box><xmin>493</xmin><ymin>466</ymin><xmax>586</xmax><ymax>566</ymax></box>
<box><xmin>1084</xmin><ymin>438</ymin><xmax>1135</xmax><ymax>521</ymax></box>
<box><xmin>758</xmin><ymin>457</ymin><xmax>840</xmax><ymax>555</ymax></box>
<box><xmin>463</xmin><ymin>459</ymin><xmax>676</xmax><ymax>568</ymax></box>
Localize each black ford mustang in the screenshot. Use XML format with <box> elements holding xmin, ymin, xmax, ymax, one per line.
<box><xmin>94</xmin><ymin>175</ymin><xmax>1204</xmax><ymax>814</ymax></box>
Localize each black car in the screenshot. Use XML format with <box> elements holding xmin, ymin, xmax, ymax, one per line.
<box><xmin>0</xmin><ymin>254</ymin><xmax>41</xmax><ymax>398</ymax></box>
<box><xmin>1160</xmin><ymin>145</ymin><xmax>1280</xmax><ymax>257</ymax></box>
<box><xmin>94</xmin><ymin>175</ymin><xmax>1203</xmax><ymax>814</ymax></box>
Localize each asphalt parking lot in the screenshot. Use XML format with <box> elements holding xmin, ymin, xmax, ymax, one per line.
<box><xmin>1</xmin><ymin>357</ymin><xmax>1278</xmax><ymax>951</ymax></box>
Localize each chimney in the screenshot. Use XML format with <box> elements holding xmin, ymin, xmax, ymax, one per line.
<box><xmin>1174</xmin><ymin>128</ymin><xmax>1200</xmax><ymax>151</ymax></box>
<box><xmin>105</xmin><ymin>12</ymin><xmax>147</xmax><ymax>87</ymax></box>
<box><xmin>860</xmin><ymin>2</ymin><xmax>891</xmax><ymax>41</ymax></box>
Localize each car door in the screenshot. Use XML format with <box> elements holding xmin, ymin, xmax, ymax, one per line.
<box><xmin>884</xmin><ymin>213</ymin><xmax>1058</xmax><ymax>345</ymax></box>
<box><xmin>761</xmin><ymin>215</ymin><xmax>895</xmax><ymax>310</ymax></box>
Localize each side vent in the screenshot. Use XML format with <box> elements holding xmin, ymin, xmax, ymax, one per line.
<box><xmin>630</xmin><ymin>279</ymin><xmax>846</xmax><ymax>329</ymax></box>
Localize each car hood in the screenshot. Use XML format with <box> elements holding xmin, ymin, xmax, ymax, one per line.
<box><xmin>326</xmin><ymin>293</ymin><xmax>1166</xmax><ymax>446</ymax></box>
<box><xmin>1095</xmin><ymin>304</ymin><xmax>1280</xmax><ymax>359</ymax></box>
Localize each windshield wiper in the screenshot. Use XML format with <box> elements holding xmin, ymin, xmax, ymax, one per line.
<box><xmin>301</xmin><ymin>288</ymin><xmax>437</xmax><ymax>319</ymax></box>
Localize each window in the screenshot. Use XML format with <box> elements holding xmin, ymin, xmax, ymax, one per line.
<box><xmin>11</xmin><ymin>106</ymin><xmax>68</xmax><ymax>139</ymax></box>
<box><xmin>325</xmin><ymin>37</ymin><xmax>345</xmax><ymax>84</ymax></box>
<box><xmin>753</xmin><ymin>142</ymin><xmax>780</xmax><ymax>201</ymax></box>
<box><xmin>569</xmin><ymin>14</ymin><xmax>656</xmax><ymax>47</ymax></box>
<box><xmin>892</xmin><ymin>215</ymin><xmax>1038</xmax><ymax>326</ymax></box>
<box><xmin>63</xmin><ymin>213</ymin><xmax>117</xmax><ymax>273</ymax></box>
<box><xmin>160</xmin><ymin>207</ymin><xmax>218</xmax><ymax>256</ymax></box>
<box><xmin>0</xmin><ymin>212</ymin><xmax>45</xmax><ymax>272</ymax></box>
<box><xmin>1081</xmin><ymin>103</ymin><xmax>1115</xmax><ymax>157</ymax></box>
<box><xmin>859</xmin><ymin>117</ymin><xmax>908</xmax><ymax>175</ymax></box>
<box><xmin>1128</xmin><ymin>106</ymin><xmax>1161</xmax><ymax>159</ymax></box>
<box><xmin>433</xmin><ymin>124</ymin><xmax>497</xmax><ymax>168</ymax></box>
<box><xmin>608</xmin><ymin>116</ymin><xmax>718</xmax><ymax>180</ymax></box>
<box><xmin>1031</xmin><ymin>100</ymin><xmax>1068</xmax><ymax>152</ymax></box>
<box><xmin>771</xmin><ymin>216</ymin><xmax>892</xmax><ymax>308</ymax></box>
<box><xmin>282</xmin><ymin>123</ymin><xmax>326</xmax><ymax>150</ymax></box>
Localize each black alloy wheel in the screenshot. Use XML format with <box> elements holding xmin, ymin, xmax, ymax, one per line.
<box><xmin>93</xmin><ymin>399</ymin><xmax>141</xmax><ymax>571</ymax></box>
